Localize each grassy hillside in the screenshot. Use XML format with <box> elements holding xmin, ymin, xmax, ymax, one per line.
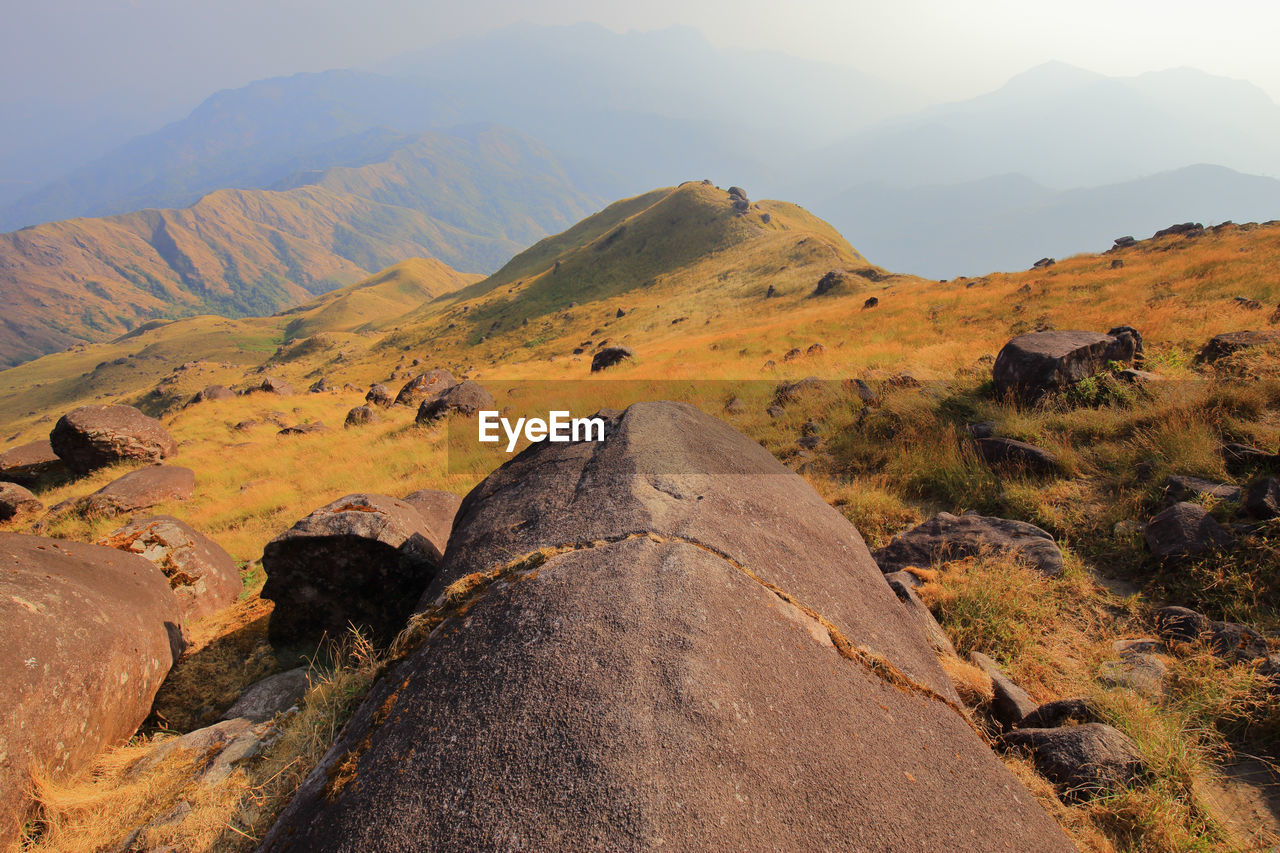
<box><xmin>0</xmin><ymin>127</ymin><xmax>600</xmax><ymax>369</ymax></box>
<box><xmin>4</xmin><ymin>196</ymin><xmax>1280</xmax><ymax>851</ymax></box>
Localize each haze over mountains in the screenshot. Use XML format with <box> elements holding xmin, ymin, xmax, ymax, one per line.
<box><xmin>1</xmin><ymin>21</ymin><xmax>1278</xmax><ymax>364</ymax></box>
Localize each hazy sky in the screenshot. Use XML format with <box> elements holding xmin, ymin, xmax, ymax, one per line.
<box><xmin>3</xmin><ymin>0</ymin><xmax>1279</xmax><ymax>112</ymax></box>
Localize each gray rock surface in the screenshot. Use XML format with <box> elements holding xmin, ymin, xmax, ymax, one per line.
<box><xmin>873</xmin><ymin>511</ymin><xmax>1064</xmax><ymax>576</ymax></box>
<box><xmin>0</xmin><ymin>482</ymin><xmax>42</xmax><ymax>521</ymax></box>
<box><xmin>972</xmin><ymin>652</ymin><xmax>1039</xmax><ymax>730</ymax></box>
<box><xmin>0</xmin><ymin>438</ymin><xmax>64</xmax><ymax>486</ymax></box>
<box><xmin>1164</xmin><ymin>475</ymin><xmax>1242</xmax><ymax>505</ymax></box>
<box><xmin>393</xmin><ymin>370</ymin><xmax>456</xmax><ymax>407</ymax></box>
<box><xmin>976</xmin><ymin>437</ymin><xmax>1059</xmax><ymax>475</ymax></box>
<box><xmin>1144</xmin><ymin>502</ymin><xmax>1233</xmax><ymax>558</ymax></box>
<box><xmin>220</xmin><ymin>668</ymin><xmax>310</xmax><ymax>722</ymax></box>
<box><xmin>50</xmin><ymin>405</ymin><xmax>178</xmax><ymax>474</ymax></box>
<box><xmin>414</xmin><ymin>380</ymin><xmax>495</xmax><ymax>423</ymax></box>
<box><xmin>1002</xmin><ymin>724</ymin><xmax>1145</xmax><ymax>799</ymax></box>
<box><xmin>993</xmin><ymin>330</ymin><xmax>1139</xmax><ymax>401</ymax></box>
<box><xmin>255</xmin><ymin>402</ymin><xmax>1071</xmax><ymax>853</ymax></box>
<box><xmin>260</xmin><ymin>494</ymin><xmax>442</xmax><ymax>648</ymax></box>
<box><xmin>400</xmin><ymin>489</ymin><xmax>462</xmax><ymax>556</ymax></box>
<box><xmin>97</xmin><ymin>515</ymin><xmax>240</xmax><ymax>621</ymax></box>
<box><xmin>80</xmin><ymin>465</ymin><xmax>195</xmax><ymax>517</ymax></box>
<box><xmin>0</xmin><ymin>533</ymin><xmax>183</xmax><ymax>844</ymax></box>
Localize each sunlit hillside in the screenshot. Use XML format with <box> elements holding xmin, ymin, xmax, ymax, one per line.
<box><xmin>4</xmin><ymin>187</ymin><xmax>1280</xmax><ymax>851</ymax></box>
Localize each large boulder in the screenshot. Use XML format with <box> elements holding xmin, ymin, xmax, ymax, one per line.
<box><xmin>187</xmin><ymin>385</ymin><xmax>234</xmax><ymax>406</ymax></box>
<box><xmin>1197</xmin><ymin>330</ymin><xmax>1280</xmax><ymax>363</ymax></box>
<box><xmin>873</xmin><ymin>511</ymin><xmax>1064</xmax><ymax>577</ymax></box>
<box><xmin>256</xmin><ymin>402</ymin><xmax>1071</xmax><ymax>852</ymax></box>
<box><xmin>364</xmin><ymin>384</ymin><xmax>394</xmax><ymax>408</ymax></box>
<box><xmin>993</xmin><ymin>330</ymin><xmax>1138</xmax><ymax>401</ymax></box>
<box><xmin>49</xmin><ymin>405</ymin><xmax>177</xmax><ymax>475</ymax></box>
<box><xmin>1144</xmin><ymin>502</ymin><xmax>1233</xmax><ymax>559</ymax></box>
<box><xmin>414</xmin><ymin>380</ymin><xmax>495</xmax><ymax>423</ymax></box>
<box><xmin>0</xmin><ymin>438</ymin><xmax>64</xmax><ymax>486</ymax></box>
<box><xmin>0</xmin><ymin>533</ymin><xmax>183</xmax><ymax>843</ymax></box>
<box><xmin>96</xmin><ymin>515</ymin><xmax>241</xmax><ymax>621</ymax></box>
<box><xmin>1002</xmin><ymin>724</ymin><xmax>1145</xmax><ymax>800</ymax></box>
<box><xmin>590</xmin><ymin>346</ymin><xmax>635</xmax><ymax>372</ymax></box>
<box><xmin>400</xmin><ymin>489</ymin><xmax>462</xmax><ymax>555</ymax></box>
<box><xmin>260</xmin><ymin>494</ymin><xmax>443</xmax><ymax>648</ymax></box>
<box><xmin>79</xmin><ymin>465</ymin><xmax>195</xmax><ymax>517</ymax></box>
<box><xmin>0</xmin><ymin>483</ymin><xmax>42</xmax><ymax>522</ymax></box>
<box><xmin>393</xmin><ymin>369</ymin><xmax>457</xmax><ymax>407</ymax></box>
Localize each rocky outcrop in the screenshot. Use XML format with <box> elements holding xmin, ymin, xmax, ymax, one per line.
<box><xmin>1002</xmin><ymin>724</ymin><xmax>1145</xmax><ymax>800</ymax></box>
<box><xmin>971</xmin><ymin>652</ymin><xmax>1038</xmax><ymax>730</ymax></box>
<box><xmin>49</xmin><ymin>404</ymin><xmax>177</xmax><ymax>475</ymax></box>
<box><xmin>590</xmin><ymin>346</ymin><xmax>634</xmax><ymax>372</ymax></box>
<box><xmin>188</xmin><ymin>385</ymin><xmax>234</xmax><ymax>406</ymax></box>
<box><xmin>220</xmin><ymin>668</ymin><xmax>309</xmax><ymax>723</ymax></box>
<box><xmin>414</xmin><ymin>380</ymin><xmax>495</xmax><ymax>423</ymax></box>
<box><xmin>993</xmin><ymin>330</ymin><xmax>1139</xmax><ymax>402</ymax></box>
<box><xmin>393</xmin><ymin>370</ymin><xmax>457</xmax><ymax>407</ymax></box>
<box><xmin>0</xmin><ymin>533</ymin><xmax>183</xmax><ymax>844</ymax></box>
<box><xmin>873</xmin><ymin>511</ymin><xmax>1064</xmax><ymax>576</ymax></box>
<box><xmin>1197</xmin><ymin>330</ymin><xmax>1280</xmax><ymax>363</ymax></box>
<box><xmin>256</xmin><ymin>402</ymin><xmax>1071</xmax><ymax>852</ymax></box>
<box><xmin>245</xmin><ymin>377</ymin><xmax>295</xmax><ymax>396</ymax></box>
<box><xmin>1144</xmin><ymin>502</ymin><xmax>1233</xmax><ymax>559</ymax></box>
<box><xmin>0</xmin><ymin>438</ymin><xmax>64</xmax><ymax>486</ymax></box>
<box><xmin>344</xmin><ymin>406</ymin><xmax>379</xmax><ymax>428</ymax></box>
<box><xmin>96</xmin><ymin>515</ymin><xmax>240</xmax><ymax>621</ymax></box>
<box><xmin>400</xmin><ymin>490</ymin><xmax>462</xmax><ymax>555</ymax></box>
<box><xmin>976</xmin><ymin>436</ymin><xmax>1059</xmax><ymax>475</ymax></box>
<box><xmin>79</xmin><ymin>465</ymin><xmax>195</xmax><ymax>517</ymax></box>
<box><xmin>260</xmin><ymin>494</ymin><xmax>443</xmax><ymax>648</ymax></box>
<box><xmin>365</xmin><ymin>384</ymin><xmax>393</xmax><ymax>408</ymax></box>
<box><xmin>1164</xmin><ymin>475</ymin><xmax>1241</xmax><ymax>505</ymax></box>
<box><xmin>0</xmin><ymin>483</ymin><xmax>42</xmax><ymax>521</ymax></box>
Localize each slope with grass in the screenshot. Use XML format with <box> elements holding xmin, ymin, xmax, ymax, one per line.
<box><xmin>0</xmin><ymin>126</ymin><xmax>600</xmax><ymax>369</ymax></box>
<box><xmin>2</xmin><ymin>194</ymin><xmax>1280</xmax><ymax>851</ymax></box>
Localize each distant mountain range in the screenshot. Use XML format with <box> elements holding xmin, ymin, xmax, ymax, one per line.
<box><xmin>1</xmin><ymin>24</ymin><xmax>1279</xmax><ymax>365</ymax></box>
<box><xmin>0</xmin><ymin>126</ymin><xmax>600</xmax><ymax>367</ymax></box>
<box><xmin>816</xmin><ymin>164</ymin><xmax>1280</xmax><ymax>279</ymax></box>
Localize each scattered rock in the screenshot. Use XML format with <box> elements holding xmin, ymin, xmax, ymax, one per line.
<box><xmin>0</xmin><ymin>533</ymin><xmax>183</xmax><ymax>843</ymax></box>
<box><xmin>415</xmin><ymin>381</ymin><xmax>496</xmax><ymax>423</ymax></box>
<box><xmin>188</xmin><ymin>385</ymin><xmax>234</xmax><ymax>407</ymax></box>
<box><xmin>1144</xmin><ymin>502</ymin><xmax>1233</xmax><ymax>559</ymax></box>
<box><xmin>971</xmin><ymin>652</ymin><xmax>1038</xmax><ymax>730</ymax></box>
<box><xmin>308</xmin><ymin>377</ymin><xmax>332</xmax><ymax>393</ymax></box>
<box><xmin>277</xmin><ymin>422</ymin><xmax>328</xmax><ymax>436</ymax></box>
<box><xmin>0</xmin><ymin>482</ymin><xmax>42</xmax><ymax>521</ymax></box>
<box><xmin>1110</xmin><ymin>259</ymin><xmax>1125</xmax><ymax>269</ymax></box>
<box><xmin>724</xmin><ymin>397</ymin><xmax>746</xmax><ymax>414</ymax></box>
<box><xmin>1100</xmin><ymin>653</ymin><xmax>1168</xmax><ymax>696</ymax></box>
<box><xmin>765</xmin><ymin>284</ymin><xmax>777</xmax><ymax>298</ymax></box>
<box><xmin>1198</xmin><ymin>330</ymin><xmax>1280</xmax><ymax>363</ymax></box>
<box><xmin>850</xmin><ymin>378</ymin><xmax>878</xmax><ymax>404</ymax></box>
<box><xmin>1208</xmin><ymin>621</ymin><xmax>1269</xmax><ymax>662</ymax></box>
<box><xmin>774</xmin><ymin>376</ymin><xmax>824</xmax><ymax>405</ymax></box>
<box><xmin>246</xmin><ymin>376</ymin><xmax>295</xmax><ymax>396</ymax></box>
<box><xmin>806</xmin><ymin>343</ymin><xmax>826</xmax><ymax>357</ymax></box>
<box><xmin>1244</xmin><ymin>477</ymin><xmax>1280</xmax><ymax>518</ymax></box>
<box><xmin>365</xmin><ymin>384</ymin><xmax>394</xmax><ymax>408</ymax></box>
<box><xmin>400</xmin><ymin>489</ymin><xmax>463</xmax><ymax>555</ymax></box>
<box><xmin>50</xmin><ymin>404</ymin><xmax>178</xmax><ymax>475</ymax></box>
<box><xmin>80</xmin><ymin>465</ymin><xmax>195</xmax><ymax>517</ymax></box>
<box><xmin>966</xmin><ymin>421</ymin><xmax>996</xmax><ymax>439</ymax></box>
<box><xmin>260</xmin><ymin>494</ymin><xmax>442</xmax><ymax>648</ymax></box>
<box><xmin>344</xmin><ymin>406</ymin><xmax>379</xmax><ymax>428</ymax></box>
<box><xmin>132</xmin><ymin>716</ymin><xmax>272</xmax><ymax>787</ymax></box>
<box><xmin>1153</xmin><ymin>222</ymin><xmax>1203</xmax><ymax>239</ymax></box>
<box><xmin>1222</xmin><ymin>442</ymin><xmax>1280</xmax><ymax>474</ymax></box>
<box><xmin>1155</xmin><ymin>606</ymin><xmax>1212</xmax><ymax>643</ymax></box>
<box><xmin>96</xmin><ymin>515</ymin><xmax>240</xmax><ymax>621</ymax></box>
<box><xmin>993</xmin><ymin>330</ymin><xmax>1138</xmax><ymax>402</ymax></box>
<box><xmin>256</xmin><ymin>402</ymin><xmax>1072</xmax><ymax>852</ymax></box>
<box><xmin>590</xmin><ymin>346</ymin><xmax>634</xmax><ymax>372</ymax></box>
<box><xmin>1235</xmin><ymin>296</ymin><xmax>1264</xmax><ymax>311</ymax></box>
<box><xmin>1002</xmin><ymin>724</ymin><xmax>1145</xmax><ymax>800</ymax></box>
<box><xmin>220</xmin><ymin>668</ymin><xmax>310</xmax><ymax>722</ymax></box>
<box><xmin>976</xmin><ymin>437</ymin><xmax>1059</xmax><ymax>476</ymax></box>
<box><xmin>616</xmin><ymin>307</ymin><xmax>627</xmax><ymax>318</ymax></box>
<box><xmin>873</xmin><ymin>512</ymin><xmax>1065</xmax><ymax>577</ymax></box>
<box><xmin>1164</xmin><ymin>475</ymin><xmax>1242</xmax><ymax>505</ymax></box>
<box><xmin>1113</xmin><ymin>638</ymin><xmax>1165</xmax><ymax>655</ymax></box>
<box><xmin>1017</xmin><ymin>698</ymin><xmax>1101</xmax><ymax>730</ymax></box>
<box><xmin>1113</xmin><ymin>236</ymin><xmax>1136</xmax><ymax>248</ymax></box>
<box><xmin>1032</xmin><ymin>257</ymin><xmax>1056</xmax><ymax>269</ymax></box>
<box><xmin>812</xmin><ymin>269</ymin><xmax>849</xmax><ymax>296</ymax></box>
<box><xmin>393</xmin><ymin>370</ymin><xmax>458</xmax><ymax>407</ymax></box>
<box><xmin>0</xmin><ymin>438</ymin><xmax>64</xmax><ymax>487</ymax></box>
<box><xmin>863</xmin><ymin>296</ymin><xmax>879</xmax><ymax>309</ymax></box>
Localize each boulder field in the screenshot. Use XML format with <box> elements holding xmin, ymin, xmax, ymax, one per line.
<box><xmin>257</xmin><ymin>402</ymin><xmax>1071</xmax><ymax>852</ymax></box>
<box><xmin>0</xmin><ymin>534</ymin><xmax>184</xmax><ymax>844</ymax></box>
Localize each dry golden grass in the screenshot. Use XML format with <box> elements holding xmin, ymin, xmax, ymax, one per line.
<box><xmin>6</xmin><ymin>210</ymin><xmax>1280</xmax><ymax>852</ymax></box>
